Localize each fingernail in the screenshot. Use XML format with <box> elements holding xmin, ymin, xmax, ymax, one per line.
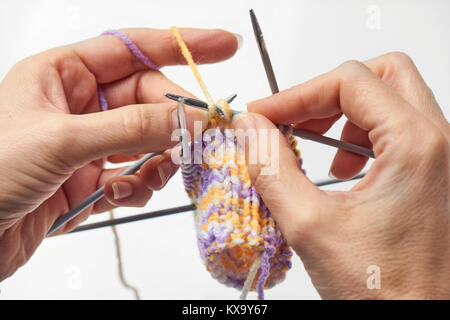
<box><xmin>232</xmin><ymin>33</ymin><xmax>243</xmax><ymax>50</ymax></box>
<box><xmin>232</xmin><ymin>113</ymin><xmax>256</xmax><ymax>131</ymax></box>
<box><xmin>328</xmin><ymin>170</ymin><xmax>337</xmax><ymax>179</ymax></box>
<box><xmin>157</xmin><ymin>161</ymin><xmax>173</xmax><ymax>188</ymax></box>
<box><xmin>245</xmin><ymin>100</ymin><xmax>259</xmax><ymax>112</ymax></box>
<box><xmin>111</xmin><ymin>181</ymin><xmax>133</xmax><ymax>200</ymax></box>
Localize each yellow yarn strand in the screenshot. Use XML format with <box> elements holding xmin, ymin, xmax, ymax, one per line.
<box><xmin>239</xmin><ymin>256</ymin><xmax>262</xmax><ymax>300</ymax></box>
<box><xmin>171</xmin><ymin>26</ymin><xmax>217</xmax><ymax>116</ymax></box>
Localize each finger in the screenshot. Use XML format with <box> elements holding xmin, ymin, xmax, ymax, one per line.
<box><xmin>103</xmin><ymin>174</ymin><xmax>153</xmax><ymax>208</ymax></box>
<box><xmin>329</xmin><ymin>120</ymin><xmax>372</xmax><ymax>180</ymax></box>
<box><xmin>49</xmin><ymin>163</ymin><xmax>106</xmax><ymax>235</ymax></box>
<box><xmin>364</xmin><ymin>52</ymin><xmax>446</xmax><ymax>127</ymax></box>
<box><xmin>71</xmin><ymin>28</ymin><xmax>239</xmax><ymax>83</ymax></box>
<box><xmin>139</xmin><ymin>151</ymin><xmax>179</xmax><ymax>191</ymax></box>
<box><xmin>99</xmin><ymin>69</ymin><xmax>196</xmax><ymax>110</ymax></box>
<box><xmin>294</xmin><ymin>113</ymin><xmax>342</xmax><ymax>135</ymax></box>
<box><xmin>107</xmin><ymin>154</ymin><xmax>143</xmax><ymax>163</ymax></box>
<box><xmin>232</xmin><ymin>113</ymin><xmax>325</xmax><ymax>247</ymax></box>
<box><xmin>94</xmin><ymin>152</ymin><xmax>177</xmax><ymax>212</ymax></box>
<box><xmin>92</xmin><ymin>166</ymin><xmax>124</xmax><ymax>213</ymax></box>
<box><xmin>248</xmin><ymin>60</ymin><xmax>419</xmax><ymax>156</ymax></box>
<box><xmin>63</xmin><ymin>101</ymin><xmax>208</xmax><ymax>168</ymax></box>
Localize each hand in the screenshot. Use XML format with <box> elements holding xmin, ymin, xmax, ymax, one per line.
<box><xmin>0</xmin><ymin>28</ymin><xmax>238</xmax><ymax>281</ymax></box>
<box><xmin>233</xmin><ymin>52</ymin><xmax>449</xmax><ymax>299</ymax></box>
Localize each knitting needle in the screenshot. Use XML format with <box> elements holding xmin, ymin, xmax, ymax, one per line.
<box><xmin>250</xmin><ymin>10</ymin><xmax>374</xmax><ymax>159</ymax></box>
<box><xmin>249</xmin><ymin>9</ymin><xmax>279</xmax><ymax>94</ymax></box>
<box><xmin>164</xmin><ymin>93</ymin><xmax>375</xmax><ymax>159</ymax></box>
<box><xmin>68</xmin><ymin>172</ymin><xmax>366</xmax><ymax>234</ymax></box>
<box><xmin>176</xmin><ymin>98</ymin><xmax>190</xmax><ymax>164</ymax></box>
<box><xmin>48</xmin><ymin>94</ymin><xmax>238</xmax><ymax>237</ymax></box>
<box><xmin>165</xmin><ymin>93</ymin><xmax>237</xmax><ymax>109</ymax></box>
<box><xmin>46</xmin><ymin>151</ymin><xmax>163</xmax><ymax>236</ymax></box>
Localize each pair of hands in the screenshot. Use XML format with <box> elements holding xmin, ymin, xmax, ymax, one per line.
<box><xmin>0</xmin><ymin>28</ymin><xmax>448</xmax><ymax>299</ymax></box>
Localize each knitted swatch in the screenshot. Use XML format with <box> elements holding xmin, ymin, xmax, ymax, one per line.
<box><xmin>99</xmin><ymin>28</ymin><xmax>303</xmax><ymax>300</ymax></box>
<box><xmin>171</xmin><ymin>27</ymin><xmax>303</xmax><ymax>299</ymax></box>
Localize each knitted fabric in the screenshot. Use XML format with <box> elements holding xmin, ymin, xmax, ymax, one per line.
<box><xmin>171</xmin><ymin>27</ymin><xmax>303</xmax><ymax>299</ymax></box>
<box><xmin>98</xmin><ymin>28</ymin><xmax>303</xmax><ymax>300</ymax></box>
<box><xmin>181</xmin><ymin>122</ymin><xmax>294</xmax><ymax>300</ymax></box>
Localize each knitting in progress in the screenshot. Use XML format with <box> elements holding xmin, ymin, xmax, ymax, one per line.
<box><xmin>171</xmin><ymin>27</ymin><xmax>303</xmax><ymax>300</ymax></box>
<box><xmin>98</xmin><ymin>28</ymin><xmax>304</xmax><ymax>300</ymax></box>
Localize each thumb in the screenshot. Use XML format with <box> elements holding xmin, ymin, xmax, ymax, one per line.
<box><xmin>62</xmin><ymin>102</ymin><xmax>208</xmax><ymax>167</ymax></box>
<box><xmin>232</xmin><ymin>113</ymin><xmax>324</xmax><ymax>244</ymax></box>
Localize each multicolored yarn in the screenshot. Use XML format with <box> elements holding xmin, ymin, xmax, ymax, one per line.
<box><xmin>171</xmin><ymin>27</ymin><xmax>303</xmax><ymax>300</ymax></box>
<box><xmin>97</xmin><ymin>28</ymin><xmax>304</xmax><ymax>300</ymax></box>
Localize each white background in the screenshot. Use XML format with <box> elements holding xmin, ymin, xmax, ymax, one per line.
<box><xmin>0</xmin><ymin>0</ymin><xmax>449</xmax><ymax>299</ymax></box>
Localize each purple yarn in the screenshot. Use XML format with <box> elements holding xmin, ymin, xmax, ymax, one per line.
<box><xmin>97</xmin><ymin>84</ymin><xmax>108</xmax><ymax>111</ymax></box>
<box><xmin>97</xmin><ymin>29</ymin><xmax>162</xmax><ymax>111</ymax></box>
<box><xmin>257</xmin><ymin>245</ymin><xmax>275</xmax><ymax>300</ymax></box>
<box><xmin>101</xmin><ymin>29</ymin><xmax>162</xmax><ymax>71</ymax></box>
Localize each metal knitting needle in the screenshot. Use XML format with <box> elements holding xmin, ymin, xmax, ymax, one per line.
<box><xmin>177</xmin><ymin>98</ymin><xmax>190</xmax><ymax>164</ymax></box>
<box><xmin>165</xmin><ymin>93</ymin><xmax>374</xmax><ymax>159</ymax></box>
<box><xmin>250</xmin><ymin>9</ymin><xmax>279</xmax><ymax>94</ymax></box>
<box><xmin>165</xmin><ymin>93</ymin><xmax>237</xmax><ymax>110</ymax></box>
<box><xmin>68</xmin><ymin>172</ymin><xmax>367</xmax><ymax>234</ymax></box>
<box><xmin>47</xmin><ymin>151</ymin><xmax>163</xmax><ymax>236</ymax></box>
<box><xmin>48</xmin><ymin>94</ymin><xmax>238</xmax><ymax>237</ymax></box>
<box><xmin>249</xmin><ymin>9</ymin><xmax>374</xmax><ymax>159</ymax></box>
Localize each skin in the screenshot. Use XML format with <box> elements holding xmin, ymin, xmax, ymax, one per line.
<box><xmin>0</xmin><ymin>28</ymin><xmax>238</xmax><ymax>281</ymax></box>
<box><xmin>233</xmin><ymin>52</ymin><xmax>450</xmax><ymax>299</ymax></box>
<box><xmin>0</xmin><ymin>29</ymin><xmax>448</xmax><ymax>299</ymax></box>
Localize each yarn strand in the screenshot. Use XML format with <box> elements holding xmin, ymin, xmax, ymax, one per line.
<box><xmin>109</xmin><ymin>211</ymin><xmax>141</xmax><ymax>300</ymax></box>
<box><xmin>239</xmin><ymin>256</ymin><xmax>262</xmax><ymax>300</ymax></box>
<box><xmin>171</xmin><ymin>27</ymin><xmax>217</xmax><ymax>116</ymax></box>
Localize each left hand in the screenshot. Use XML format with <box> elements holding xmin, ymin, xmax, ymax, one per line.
<box><xmin>0</xmin><ymin>28</ymin><xmax>239</xmax><ymax>281</ymax></box>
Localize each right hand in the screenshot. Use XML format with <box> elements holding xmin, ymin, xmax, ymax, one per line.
<box><xmin>233</xmin><ymin>52</ymin><xmax>450</xmax><ymax>299</ymax></box>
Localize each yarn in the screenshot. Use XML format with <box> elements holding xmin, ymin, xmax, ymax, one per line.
<box><xmin>97</xmin><ymin>28</ymin><xmax>303</xmax><ymax>300</ymax></box>
<box><xmin>109</xmin><ymin>210</ymin><xmax>141</xmax><ymax>300</ymax></box>
<box><xmin>171</xmin><ymin>27</ymin><xmax>300</xmax><ymax>300</ymax></box>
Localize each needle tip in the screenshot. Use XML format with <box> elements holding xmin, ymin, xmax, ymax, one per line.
<box><xmin>249</xmin><ymin>9</ymin><xmax>262</xmax><ymax>36</ymax></box>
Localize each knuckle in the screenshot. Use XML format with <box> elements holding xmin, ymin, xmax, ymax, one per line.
<box><xmin>422</xmin><ymin>125</ymin><xmax>448</xmax><ymax>158</ymax></box>
<box><xmin>284</xmin><ymin>192</ymin><xmax>325</xmax><ymax>243</ymax></box>
<box><xmin>38</xmin><ymin>116</ymin><xmax>80</xmax><ymax>171</ymax></box>
<box><xmin>339</xmin><ymin>59</ymin><xmax>366</xmax><ymax>73</ymax></box>
<box><xmin>41</xmin><ymin>47</ymin><xmax>76</xmax><ymax>69</ymax></box>
<box><xmin>122</xmin><ymin>105</ymin><xmax>152</xmax><ymax>144</ymax></box>
<box><xmin>337</xmin><ymin>60</ymin><xmax>373</xmax><ymax>97</ymax></box>
<box><xmin>347</xmin><ymin>81</ymin><xmax>372</xmax><ymax>112</ymax></box>
<box><xmin>385</xmin><ymin>51</ymin><xmax>414</xmax><ymax>68</ymax></box>
<box><xmin>396</xmin><ymin>118</ymin><xmax>448</xmax><ymax>165</ymax></box>
<box><xmin>285</xmin><ymin>205</ymin><xmax>321</xmax><ymax>250</ymax></box>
